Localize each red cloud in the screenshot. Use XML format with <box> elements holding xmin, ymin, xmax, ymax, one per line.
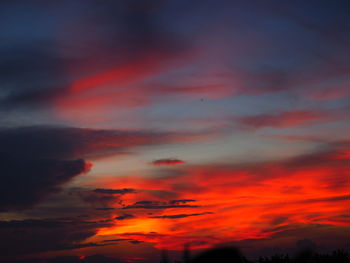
<box><xmin>53</xmin><ymin>52</ymin><xmax>282</xmax><ymax>125</ymax></box>
<box><xmin>53</xmin><ymin>51</ymin><xmax>199</xmax><ymax>122</ymax></box>
<box><xmin>237</xmin><ymin>110</ymin><xmax>331</xmax><ymax>129</ymax></box>
<box><xmin>152</xmin><ymin>158</ymin><xmax>186</xmax><ymax>166</ymax></box>
<box><xmin>92</xmin><ymin>142</ymin><xmax>350</xmax><ymax>250</ymax></box>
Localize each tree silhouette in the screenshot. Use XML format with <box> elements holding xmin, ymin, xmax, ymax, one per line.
<box><xmin>190</xmin><ymin>247</ymin><xmax>245</xmax><ymax>263</ymax></box>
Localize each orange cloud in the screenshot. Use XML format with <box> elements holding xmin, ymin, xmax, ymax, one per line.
<box><xmin>90</xmin><ymin>142</ymin><xmax>350</xmax><ymax>250</ymax></box>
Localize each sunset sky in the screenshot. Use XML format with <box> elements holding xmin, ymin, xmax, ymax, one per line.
<box><xmin>1</xmin><ymin>1</ymin><xmax>350</xmax><ymax>262</ymax></box>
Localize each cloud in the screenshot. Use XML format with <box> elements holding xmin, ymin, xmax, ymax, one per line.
<box><xmin>78</xmin><ymin>190</ymin><xmax>123</xmax><ymax>209</ymax></box>
<box><xmin>115</xmin><ymin>214</ymin><xmax>135</xmax><ymax>220</ymax></box>
<box><xmin>93</xmin><ymin>140</ymin><xmax>350</xmax><ymax>250</ymax></box>
<box><xmin>168</xmin><ymin>199</ymin><xmax>197</xmax><ymax>206</ymax></box>
<box><xmin>0</xmin><ymin>126</ymin><xmax>206</xmax><ymax>160</ymax></box>
<box><xmin>79</xmin><ymin>189</ymin><xmax>140</xmax><ymax>212</ymax></box>
<box><xmin>0</xmin><ymin>0</ymin><xmax>189</xmax><ymax>112</ymax></box>
<box><xmin>150</xmin><ymin>212</ymin><xmax>213</xmax><ymax>219</ymax></box>
<box><xmin>236</xmin><ymin>110</ymin><xmax>331</xmax><ymax>129</ymax></box>
<box><xmin>0</xmin><ymin>126</ymin><xmax>207</xmax><ymax>161</ymax></box>
<box><xmin>0</xmin><ymin>218</ymin><xmax>111</xmax><ymax>258</ymax></box>
<box><xmin>145</xmin><ymin>189</ymin><xmax>180</xmax><ymax>199</ymax></box>
<box><xmin>2</xmin><ymin>1</ymin><xmax>350</xmax><ymax>260</ymax></box>
<box><xmin>95</xmin><ymin>207</ymin><xmax>115</xmax><ymax>211</ymax></box>
<box><xmin>0</xmin><ymin>125</ymin><xmax>198</xmax><ymax>212</ymax></box>
<box><xmin>123</xmin><ymin>200</ymin><xmax>198</xmax><ymax>209</ymax></box>
<box><xmin>13</xmin><ymin>254</ymin><xmax>123</xmax><ymax>263</ymax></box>
<box><xmin>297</xmin><ymin>194</ymin><xmax>350</xmax><ymax>204</ymax></box>
<box><xmin>101</xmin><ymin>238</ymin><xmax>133</xmax><ymax>243</ymax></box>
<box><xmin>152</xmin><ymin>158</ymin><xmax>186</xmax><ymax>166</ymax></box>
<box><xmin>0</xmin><ymin>156</ymin><xmax>91</xmax><ymax>212</ymax></box>
<box><xmin>0</xmin><ymin>45</ymin><xmax>68</xmax><ymax>110</ymax></box>
<box><xmin>1</xmin><ymin>0</ymin><xmax>350</xmax><ymax>132</ymax></box>
<box><xmin>93</xmin><ymin>188</ymin><xmax>137</xmax><ymax>195</ymax></box>
<box><xmin>129</xmin><ymin>240</ymin><xmax>143</xmax><ymax>244</ymax></box>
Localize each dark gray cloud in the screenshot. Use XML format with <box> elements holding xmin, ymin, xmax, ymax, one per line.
<box><xmin>0</xmin><ymin>218</ymin><xmax>111</xmax><ymax>258</ymax></box>
<box><xmin>78</xmin><ymin>189</ymin><xmax>136</xmax><ymax>210</ymax></box>
<box><xmin>129</xmin><ymin>240</ymin><xmax>143</xmax><ymax>245</ymax></box>
<box><xmin>0</xmin><ymin>0</ymin><xmax>189</xmax><ymax>115</ymax></box>
<box><xmin>78</xmin><ymin>190</ymin><xmax>121</xmax><ymax>209</ymax></box>
<box><xmin>115</xmin><ymin>214</ymin><xmax>135</xmax><ymax>220</ymax></box>
<box><xmin>124</xmin><ymin>199</ymin><xmax>198</xmax><ymax>209</ymax></box>
<box><xmin>150</xmin><ymin>212</ymin><xmax>213</xmax><ymax>219</ymax></box>
<box><xmin>0</xmin><ymin>126</ymin><xmax>180</xmax><ymax>160</ymax></box>
<box><xmin>101</xmin><ymin>238</ymin><xmax>132</xmax><ymax>242</ymax></box>
<box><xmin>94</xmin><ymin>188</ymin><xmax>136</xmax><ymax>195</ymax></box>
<box><xmin>297</xmin><ymin>194</ymin><xmax>350</xmax><ymax>204</ymax></box>
<box><xmin>5</xmin><ymin>254</ymin><xmax>122</xmax><ymax>263</ymax></box>
<box><xmin>95</xmin><ymin>207</ymin><xmax>115</xmax><ymax>211</ymax></box>
<box><xmin>0</xmin><ymin>126</ymin><xmax>181</xmax><ymax>212</ymax></box>
<box><xmin>0</xmin><ymin>46</ymin><xmax>69</xmax><ymax>109</ymax></box>
<box><xmin>85</xmin><ymin>0</ymin><xmax>188</xmax><ymax>56</ymax></box>
<box><xmin>169</xmin><ymin>199</ymin><xmax>196</xmax><ymax>205</ymax></box>
<box><xmin>0</xmin><ymin>157</ymin><xmax>89</xmax><ymax>212</ymax></box>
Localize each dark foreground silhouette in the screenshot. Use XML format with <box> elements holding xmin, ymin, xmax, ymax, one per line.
<box><xmin>3</xmin><ymin>248</ymin><xmax>350</xmax><ymax>263</ymax></box>
<box><xmin>257</xmin><ymin>249</ymin><xmax>350</xmax><ymax>263</ymax></box>
<box><xmin>172</xmin><ymin>247</ymin><xmax>350</xmax><ymax>263</ymax></box>
<box><xmin>190</xmin><ymin>247</ymin><xmax>245</xmax><ymax>263</ymax></box>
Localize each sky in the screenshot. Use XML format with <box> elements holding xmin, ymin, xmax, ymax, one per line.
<box><xmin>1</xmin><ymin>0</ymin><xmax>350</xmax><ymax>262</ymax></box>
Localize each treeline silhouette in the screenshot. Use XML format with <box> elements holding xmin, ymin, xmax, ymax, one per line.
<box><xmin>257</xmin><ymin>249</ymin><xmax>350</xmax><ymax>263</ymax></box>
<box><xmin>161</xmin><ymin>247</ymin><xmax>350</xmax><ymax>263</ymax></box>
<box><xmin>3</xmin><ymin>247</ymin><xmax>350</xmax><ymax>263</ymax></box>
